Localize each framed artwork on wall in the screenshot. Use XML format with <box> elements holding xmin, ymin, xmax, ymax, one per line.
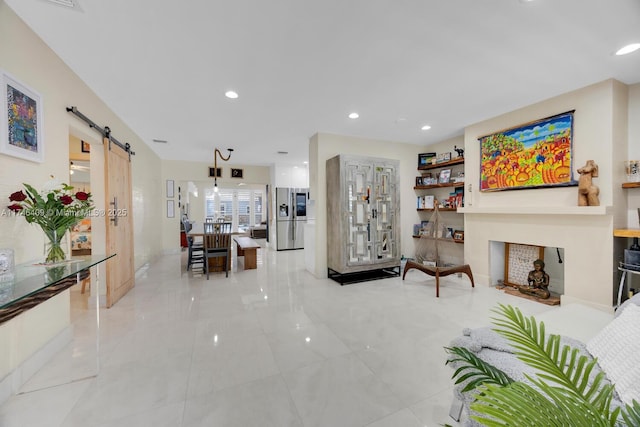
<box><xmin>0</xmin><ymin>70</ymin><xmax>44</xmax><ymax>163</ymax></box>
<box><xmin>231</xmin><ymin>168</ymin><xmax>243</xmax><ymax>178</ymax></box>
<box><xmin>208</xmin><ymin>167</ymin><xmax>222</xmax><ymax>178</ymax></box>
<box><xmin>81</xmin><ymin>140</ymin><xmax>91</xmax><ymax>153</ymax></box>
<box><xmin>167</xmin><ymin>200</ymin><xmax>175</xmax><ymax>218</ymax></box>
<box><xmin>166</xmin><ymin>179</ymin><xmax>174</xmax><ymax>198</ymax></box>
<box><xmin>479</xmin><ymin>111</ymin><xmax>576</xmax><ymax>192</ymax></box>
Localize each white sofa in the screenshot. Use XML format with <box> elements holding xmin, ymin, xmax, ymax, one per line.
<box><xmin>448</xmin><ymin>296</ymin><xmax>640</xmax><ymax>426</ymax></box>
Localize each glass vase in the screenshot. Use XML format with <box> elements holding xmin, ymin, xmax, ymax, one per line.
<box><xmin>43</xmin><ymin>229</ymin><xmax>68</xmax><ymax>264</ymax></box>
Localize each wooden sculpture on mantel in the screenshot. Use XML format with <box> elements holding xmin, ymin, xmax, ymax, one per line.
<box><xmin>402</xmin><ymin>204</ymin><xmax>475</xmax><ymax>297</ymax></box>
<box><xmin>577</xmin><ymin>160</ymin><xmax>600</xmax><ymax>206</ymax></box>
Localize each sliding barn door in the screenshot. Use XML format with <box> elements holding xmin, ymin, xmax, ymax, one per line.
<box><xmin>104</xmin><ymin>137</ymin><xmax>134</xmax><ymax>307</ymax></box>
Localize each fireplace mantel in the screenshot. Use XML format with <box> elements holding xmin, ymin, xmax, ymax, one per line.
<box><xmin>459</xmin><ymin>206</ymin><xmax>613</xmax><ymax>216</ymax></box>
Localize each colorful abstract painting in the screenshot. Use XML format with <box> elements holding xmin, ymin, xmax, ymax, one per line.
<box><xmin>0</xmin><ymin>70</ymin><xmax>44</xmax><ymax>163</ymax></box>
<box><xmin>479</xmin><ymin>111</ymin><xmax>575</xmax><ymax>191</ymax></box>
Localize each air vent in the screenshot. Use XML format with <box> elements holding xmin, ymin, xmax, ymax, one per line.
<box><xmin>277</xmin><ymin>151</ymin><xmax>288</xmax><ymax>155</ymax></box>
<box><xmin>152</xmin><ymin>139</ymin><xmax>168</xmax><ymax>144</ymax></box>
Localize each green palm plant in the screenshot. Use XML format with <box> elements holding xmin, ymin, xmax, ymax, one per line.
<box><xmin>445</xmin><ymin>304</ymin><xmax>640</xmax><ymax>426</ymax></box>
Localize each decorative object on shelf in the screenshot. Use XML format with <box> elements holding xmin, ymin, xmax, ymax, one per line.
<box><xmin>0</xmin><ymin>248</ymin><xmax>15</xmax><ymax>283</ymax></box>
<box><xmin>81</xmin><ymin>140</ymin><xmax>90</xmax><ymax>153</ymax></box>
<box><xmin>0</xmin><ymin>70</ymin><xmax>44</xmax><ymax>163</ymax></box>
<box><xmin>415</xmin><ymin>176</ymin><xmax>423</xmax><ymax>186</ymax></box>
<box><xmin>479</xmin><ymin>111</ymin><xmax>575</xmax><ymax>192</ymax></box>
<box><xmin>436</xmin><ymin>152</ymin><xmax>452</xmax><ymax>163</ymax></box>
<box><xmin>454</xmin><ymin>145</ymin><xmax>464</xmax><ymax>158</ymax></box>
<box><xmin>453</xmin><ymin>230</ymin><xmax>464</xmax><ymax>241</ymax></box>
<box><xmin>7</xmin><ymin>177</ymin><xmax>94</xmax><ymax>263</ymax></box>
<box><xmin>231</xmin><ymin>168</ymin><xmax>243</xmax><ymax>178</ymax></box>
<box><xmin>577</xmin><ymin>159</ymin><xmax>600</xmax><ymax>206</ymax></box>
<box><xmin>624</xmin><ymin>160</ymin><xmax>640</xmax><ymax>182</ymax></box>
<box><xmin>418</xmin><ymin>152</ymin><xmax>436</xmax><ymax>167</ymax></box>
<box><xmin>414</xmin><ymin>205</ymin><xmax>449</xmax><ymax>264</ymax></box>
<box><xmin>212</xmin><ymin>148</ymin><xmax>233</xmax><ymax>192</ymax></box>
<box><xmin>438</xmin><ymin>169</ymin><xmax>451</xmax><ymax>184</ymax></box>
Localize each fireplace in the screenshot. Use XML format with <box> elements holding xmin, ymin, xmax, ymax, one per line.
<box><xmin>489</xmin><ymin>240</ymin><xmax>565</xmax><ymax>300</ymax></box>
<box><xmin>462</xmin><ymin>207</ymin><xmax>615</xmax><ymax>312</ymax></box>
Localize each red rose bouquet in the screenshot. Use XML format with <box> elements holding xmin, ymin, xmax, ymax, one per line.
<box><xmin>8</xmin><ymin>178</ymin><xmax>94</xmax><ymax>263</ymax></box>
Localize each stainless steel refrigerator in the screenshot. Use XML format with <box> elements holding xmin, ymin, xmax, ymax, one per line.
<box><xmin>276</xmin><ymin>187</ymin><xmax>308</xmax><ymax>250</ymax></box>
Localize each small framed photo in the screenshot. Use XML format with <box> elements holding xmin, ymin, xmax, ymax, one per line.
<box><xmin>167</xmin><ymin>200</ymin><xmax>175</xmax><ymax>218</ymax></box>
<box><xmin>416</xmin><ymin>176</ymin><xmax>423</xmax><ymax>186</ymax></box>
<box><xmin>453</xmin><ymin>171</ymin><xmax>465</xmax><ymax>183</ymax></box>
<box><xmin>0</xmin><ymin>70</ymin><xmax>44</xmax><ymax>163</ymax></box>
<box><xmin>231</xmin><ymin>168</ymin><xmax>243</xmax><ymax>178</ymax></box>
<box><xmin>453</xmin><ymin>230</ymin><xmax>464</xmax><ymax>241</ymax></box>
<box><xmin>166</xmin><ymin>179</ymin><xmax>174</xmax><ymax>198</ymax></box>
<box><xmin>81</xmin><ymin>140</ymin><xmax>91</xmax><ymax>153</ymax></box>
<box><xmin>208</xmin><ymin>167</ymin><xmax>222</xmax><ymax>178</ymax></box>
<box><xmin>418</xmin><ymin>152</ymin><xmax>436</xmax><ymax>167</ymax></box>
<box><xmin>439</xmin><ymin>169</ymin><xmax>451</xmax><ymax>183</ymax></box>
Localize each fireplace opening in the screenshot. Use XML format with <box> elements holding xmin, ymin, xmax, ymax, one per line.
<box><xmin>489</xmin><ymin>241</ymin><xmax>565</xmax><ymax>302</ymax></box>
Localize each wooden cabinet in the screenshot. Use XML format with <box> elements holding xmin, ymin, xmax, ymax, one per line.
<box><xmin>326</xmin><ymin>154</ymin><xmax>400</xmax><ymax>283</ymax></box>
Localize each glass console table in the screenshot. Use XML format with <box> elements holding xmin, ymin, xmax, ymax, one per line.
<box><xmin>0</xmin><ymin>254</ymin><xmax>116</xmax><ymax>323</ymax></box>
<box><xmin>0</xmin><ymin>254</ymin><xmax>116</xmax><ymax>396</ymax></box>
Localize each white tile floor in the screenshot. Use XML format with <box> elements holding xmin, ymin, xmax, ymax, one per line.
<box><xmin>0</xmin><ymin>246</ymin><xmax>605</xmax><ymax>427</ymax></box>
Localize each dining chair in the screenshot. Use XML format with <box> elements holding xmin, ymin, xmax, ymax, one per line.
<box><xmin>183</xmin><ymin>218</ymin><xmax>204</xmax><ymax>271</ymax></box>
<box><xmin>203</xmin><ymin>221</ymin><xmax>232</xmax><ymax>279</ymax></box>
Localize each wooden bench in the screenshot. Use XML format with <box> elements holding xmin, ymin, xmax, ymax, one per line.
<box><xmin>402</xmin><ymin>260</ymin><xmax>474</xmax><ymax>297</ymax></box>
<box><xmin>234</xmin><ymin>237</ymin><xmax>261</xmax><ymax>269</ymax></box>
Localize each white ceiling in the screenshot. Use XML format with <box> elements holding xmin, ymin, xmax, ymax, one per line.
<box><xmin>5</xmin><ymin>0</ymin><xmax>640</xmax><ymax>166</ymax></box>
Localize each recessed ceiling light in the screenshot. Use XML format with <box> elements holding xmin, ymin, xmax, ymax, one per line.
<box><xmin>348</xmin><ymin>112</ymin><xmax>359</xmax><ymax>119</ymax></box>
<box><xmin>616</xmin><ymin>43</ymin><xmax>640</xmax><ymax>56</ymax></box>
<box><xmin>225</xmin><ymin>90</ymin><xmax>239</xmax><ymax>99</ymax></box>
<box><xmin>303</xmin><ymin>161</ymin><xmax>308</xmax><ymax>164</ymax></box>
<box><xmin>421</xmin><ymin>125</ymin><xmax>432</xmax><ymax>131</ymax></box>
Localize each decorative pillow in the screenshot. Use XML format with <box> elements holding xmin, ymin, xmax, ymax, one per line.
<box><xmin>586</xmin><ymin>303</ymin><xmax>640</xmax><ymax>405</ymax></box>
<box><xmin>615</xmin><ymin>292</ymin><xmax>640</xmax><ymax>318</ymax></box>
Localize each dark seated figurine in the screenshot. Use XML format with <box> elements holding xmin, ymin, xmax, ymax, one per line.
<box><xmin>519</xmin><ymin>258</ymin><xmax>551</xmax><ymax>299</ymax></box>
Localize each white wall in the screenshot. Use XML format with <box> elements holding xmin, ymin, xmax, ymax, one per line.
<box><xmin>462</xmin><ymin>79</ymin><xmax>629</xmax><ymax>311</ymax></box>
<box><xmin>309</xmin><ymin>133</ymin><xmax>425</xmax><ymax>278</ymax></box>
<box><xmin>0</xmin><ymin>3</ymin><xmax>162</xmax><ymax>269</ymax></box>
<box><xmin>0</xmin><ymin>2</ymin><xmax>162</xmax><ymax>386</ymax></box>
<box><xmin>160</xmin><ymin>159</ymin><xmax>271</xmax><ymax>251</ymax></box>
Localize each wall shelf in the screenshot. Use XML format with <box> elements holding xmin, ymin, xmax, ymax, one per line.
<box><xmin>459</xmin><ymin>205</ymin><xmax>613</xmax><ymax>216</ymax></box>
<box><xmin>412</xmin><ymin>235</ymin><xmax>464</xmax><ymax>243</ymax></box>
<box><xmin>414</xmin><ymin>182</ymin><xmax>464</xmax><ymax>190</ymax></box>
<box><xmin>614</xmin><ymin>229</ymin><xmax>640</xmax><ymax>238</ymax></box>
<box><xmin>418</xmin><ymin>157</ymin><xmax>464</xmax><ymax>171</ymax></box>
<box><xmin>417</xmin><ymin>207</ymin><xmax>458</xmax><ymax>212</ymax></box>
<box><xmin>622</xmin><ymin>182</ymin><xmax>640</xmax><ymax>189</ymax></box>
